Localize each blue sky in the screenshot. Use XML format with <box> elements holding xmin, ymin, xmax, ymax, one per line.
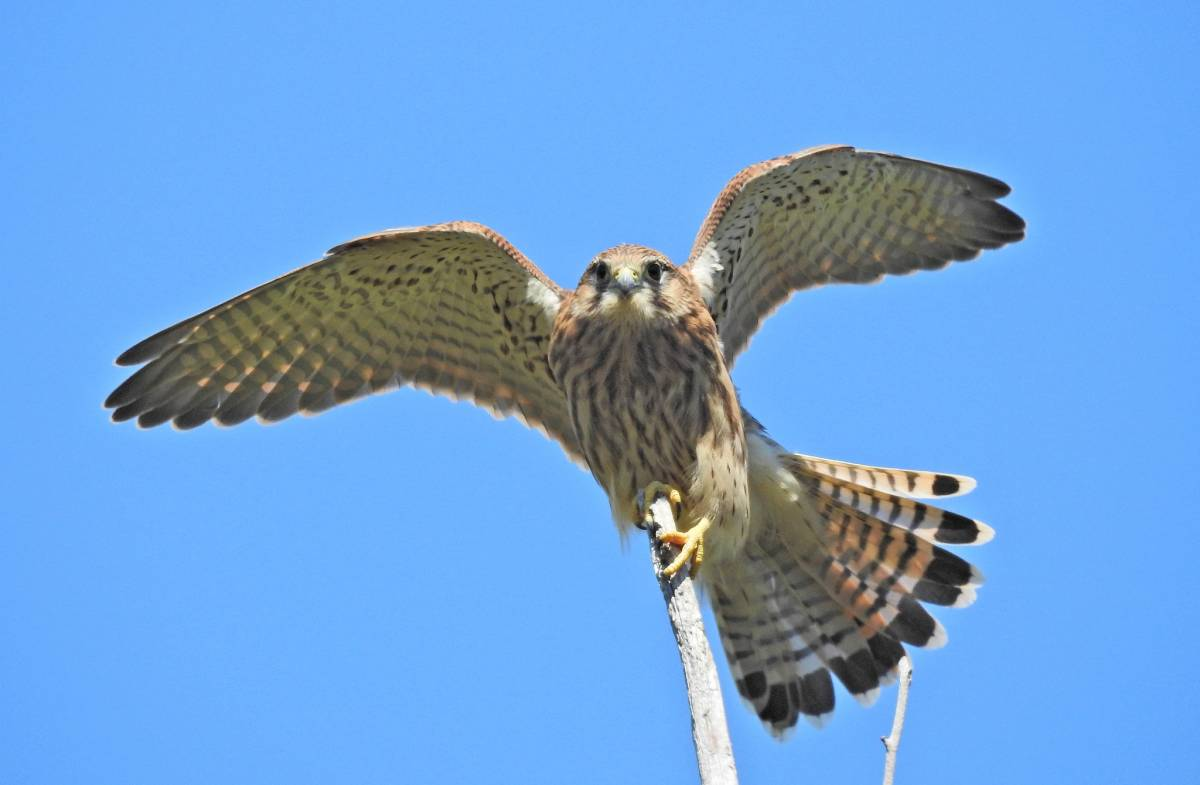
<box><xmin>3</xmin><ymin>2</ymin><xmax>1197</xmax><ymax>783</ymax></box>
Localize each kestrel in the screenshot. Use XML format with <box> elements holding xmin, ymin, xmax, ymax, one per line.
<box><xmin>105</xmin><ymin>144</ymin><xmax>1024</xmax><ymax>735</ymax></box>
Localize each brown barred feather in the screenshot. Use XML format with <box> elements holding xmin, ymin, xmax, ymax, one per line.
<box><xmin>105</xmin><ymin>223</ymin><xmax>586</xmax><ymax>465</ymax></box>
<box><xmin>790</xmin><ymin>452</ymin><xmax>977</xmax><ymax>499</ymax></box>
<box><xmin>784</xmin><ymin>461</ymin><xmax>993</xmax><ymax>545</ymax></box>
<box><xmin>686</xmin><ymin>146</ymin><xmax>1025</xmax><ymax>365</ymax></box>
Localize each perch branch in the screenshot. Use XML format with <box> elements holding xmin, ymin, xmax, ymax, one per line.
<box><xmin>640</xmin><ymin>488</ymin><xmax>738</xmax><ymax>785</ymax></box>
<box><xmin>880</xmin><ymin>655</ymin><xmax>913</xmax><ymax>785</ymax></box>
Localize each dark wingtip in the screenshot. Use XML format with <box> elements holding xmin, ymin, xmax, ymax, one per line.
<box><xmin>979</xmin><ymin>173</ymin><xmax>1012</xmax><ymax>198</ymax></box>
<box><xmin>110</xmin><ymin>401</ymin><xmax>143</xmax><ymax>422</ymax></box>
<box><xmin>172</xmin><ymin>407</ymin><xmax>215</xmax><ymax>430</ymax></box>
<box><xmin>103</xmin><ymin>387</ymin><xmax>126</xmax><ymax>410</ymax></box>
<box><xmin>114</xmin><ymin>319</ymin><xmax>197</xmax><ymax>366</ymax></box>
<box><xmin>950</xmin><ymin>163</ymin><xmax>1013</xmax><ymax>199</ymax></box>
<box><xmin>105</xmin><ymin>362</ymin><xmax>162</xmax><ymax>409</ymax></box>
<box><xmin>115</xmin><ymin>339</ymin><xmax>161</xmax><ymax>367</ymax></box>
<box><xmin>991</xmin><ymin>203</ymin><xmax>1027</xmax><ymax>238</ymax></box>
<box><xmin>213</xmin><ymin>406</ymin><xmax>257</xmax><ymax>428</ymax></box>
<box><xmin>136</xmin><ymin>408</ymin><xmax>175</xmax><ymax>429</ymax></box>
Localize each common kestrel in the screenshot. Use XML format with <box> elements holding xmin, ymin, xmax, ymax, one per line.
<box><xmin>105</xmin><ymin>144</ymin><xmax>1024</xmax><ymax>734</ymax></box>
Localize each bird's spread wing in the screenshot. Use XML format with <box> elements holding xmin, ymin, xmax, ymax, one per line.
<box><xmin>105</xmin><ymin>221</ymin><xmax>584</xmax><ymax>462</ymax></box>
<box><xmin>686</xmin><ymin>145</ymin><xmax>1025</xmax><ymax>364</ymax></box>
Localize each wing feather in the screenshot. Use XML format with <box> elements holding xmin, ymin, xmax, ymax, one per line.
<box><xmin>105</xmin><ymin>221</ymin><xmax>584</xmax><ymax>463</ymax></box>
<box><xmin>686</xmin><ymin>145</ymin><xmax>1025</xmax><ymax>363</ymax></box>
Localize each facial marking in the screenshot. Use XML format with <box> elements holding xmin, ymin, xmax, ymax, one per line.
<box><xmin>577</xmin><ymin>246</ymin><xmax>679</xmax><ymax>323</ymax></box>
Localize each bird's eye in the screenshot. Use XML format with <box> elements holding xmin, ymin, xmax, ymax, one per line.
<box><xmin>594</xmin><ymin>262</ymin><xmax>609</xmax><ymax>282</ymax></box>
<box><xmin>645</xmin><ymin>261</ymin><xmax>664</xmax><ymax>282</ymax></box>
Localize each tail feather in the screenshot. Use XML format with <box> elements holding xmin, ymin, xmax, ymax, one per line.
<box><xmin>711</xmin><ymin>557</ymin><xmax>837</xmax><ymax>734</ymax></box>
<box><xmin>754</xmin><ymin>543</ymin><xmax>886</xmax><ymax>709</ymax></box>
<box><xmin>712</xmin><ymin>528</ymin><xmax>920</xmax><ymax>736</ymax></box>
<box><xmin>790</xmin><ymin>453</ymin><xmax>976</xmax><ymax>499</ymax></box>
<box><xmin>707</xmin><ymin>437</ymin><xmax>990</xmax><ymax>735</ymax></box>
<box><xmin>710</xmin><ymin>550</ymin><xmax>948</xmax><ymax>736</ymax></box>
<box><xmin>769</xmin><ymin>485</ymin><xmax>965</xmax><ymax>641</ymax></box>
<box><xmin>815</xmin><ymin>494</ymin><xmax>983</xmax><ymax>606</ymax></box>
<box><xmin>787</xmin><ymin>457</ymin><xmax>993</xmax><ymax>545</ymax></box>
<box><xmin>864</xmin><ymin>623</ymin><xmax>906</xmax><ymax>685</ymax></box>
<box><xmin>811</xmin><ymin>545</ymin><xmax>948</xmax><ymax>648</ymax></box>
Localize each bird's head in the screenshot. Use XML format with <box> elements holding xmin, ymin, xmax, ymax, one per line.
<box><xmin>569</xmin><ymin>245</ymin><xmax>695</xmax><ymax>325</ymax></box>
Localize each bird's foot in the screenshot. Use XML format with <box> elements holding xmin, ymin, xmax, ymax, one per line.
<box><xmin>636</xmin><ymin>482</ymin><xmax>706</xmax><ymax>576</ymax></box>
<box><xmin>658</xmin><ymin>517</ymin><xmax>711</xmax><ymax>578</ymax></box>
<box><xmin>637</xmin><ymin>481</ymin><xmax>684</xmax><ymax>529</ymax></box>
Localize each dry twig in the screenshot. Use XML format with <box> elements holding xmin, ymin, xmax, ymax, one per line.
<box><xmin>640</xmin><ymin>489</ymin><xmax>738</xmax><ymax>785</ymax></box>
<box><xmin>880</xmin><ymin>656</ymin><xmax>913</xmax><ymax>785</ymax></box>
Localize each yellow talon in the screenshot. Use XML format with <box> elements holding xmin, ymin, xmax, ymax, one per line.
<box><xmin>638</xmin><ymin>481</ymin><xmax>683</xmax><ymax>527</ymax></box>
<box><xmin>637</xmin><ymin>481</ymin><xmax>706</xmax><ymax>577</ymax></box>
<box><xmin>658</xmin><ymin>516</ymin><xmax>711</xmax><ymax>578</ymax></box>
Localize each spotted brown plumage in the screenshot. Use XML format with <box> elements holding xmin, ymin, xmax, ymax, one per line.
<box><xmin>104</xmin><ymin>222</ymin><xmax>584</xmax><ymax>461</ymax></box>
<box><xmin>105</xmin><ymin>145</ymin><xmax>1025</xmax><ymax>736</ymax></box>
<box><xmin>687</xmin><ymin>145</ymin><xmax>1025</xmax><ymax>365</ymax></box>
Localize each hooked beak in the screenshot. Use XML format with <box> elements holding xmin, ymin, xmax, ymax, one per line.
<box><xmin>613</xmin><ymin>265</ymin><xmax>640</xmax><ymax>294</ymax></box>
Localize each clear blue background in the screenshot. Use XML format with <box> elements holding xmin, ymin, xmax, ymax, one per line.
<box><xmin>4</xmin><ymin>2</ymin><xmax>1197</xmax><ymax>783</ymax></box>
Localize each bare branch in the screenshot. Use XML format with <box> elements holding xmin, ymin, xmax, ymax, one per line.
<box><xmin>880</xmin><ymin>656</ymin><xmax>913</xmax><ymax>785</ymax></box>
<box><xmin>641</xmin><ymin>490</ymin><xmax>739</xmax><ymax>785</ymax></box>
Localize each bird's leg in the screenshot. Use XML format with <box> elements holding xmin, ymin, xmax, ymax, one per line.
<box><xmin>636</xmin><ymin>481</ymin><xmax>708</xmax><ymax>578</ymax></box>
<box><xmin>657</xmin><ymin>517</ymin><xmax>711</xmax><ymax>578</ymax></box>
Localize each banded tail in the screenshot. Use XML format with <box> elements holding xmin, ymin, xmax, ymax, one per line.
<box><xmin>708</xmin><ymin>435</ymin><xmax>990</xmax><ymax>736</ymax></box>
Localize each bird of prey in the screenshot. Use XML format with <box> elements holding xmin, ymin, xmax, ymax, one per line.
<box><xmin>105</xmin><ymin>144</ymin><xmax>1024</xmax><ymax>735</ymax></box>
